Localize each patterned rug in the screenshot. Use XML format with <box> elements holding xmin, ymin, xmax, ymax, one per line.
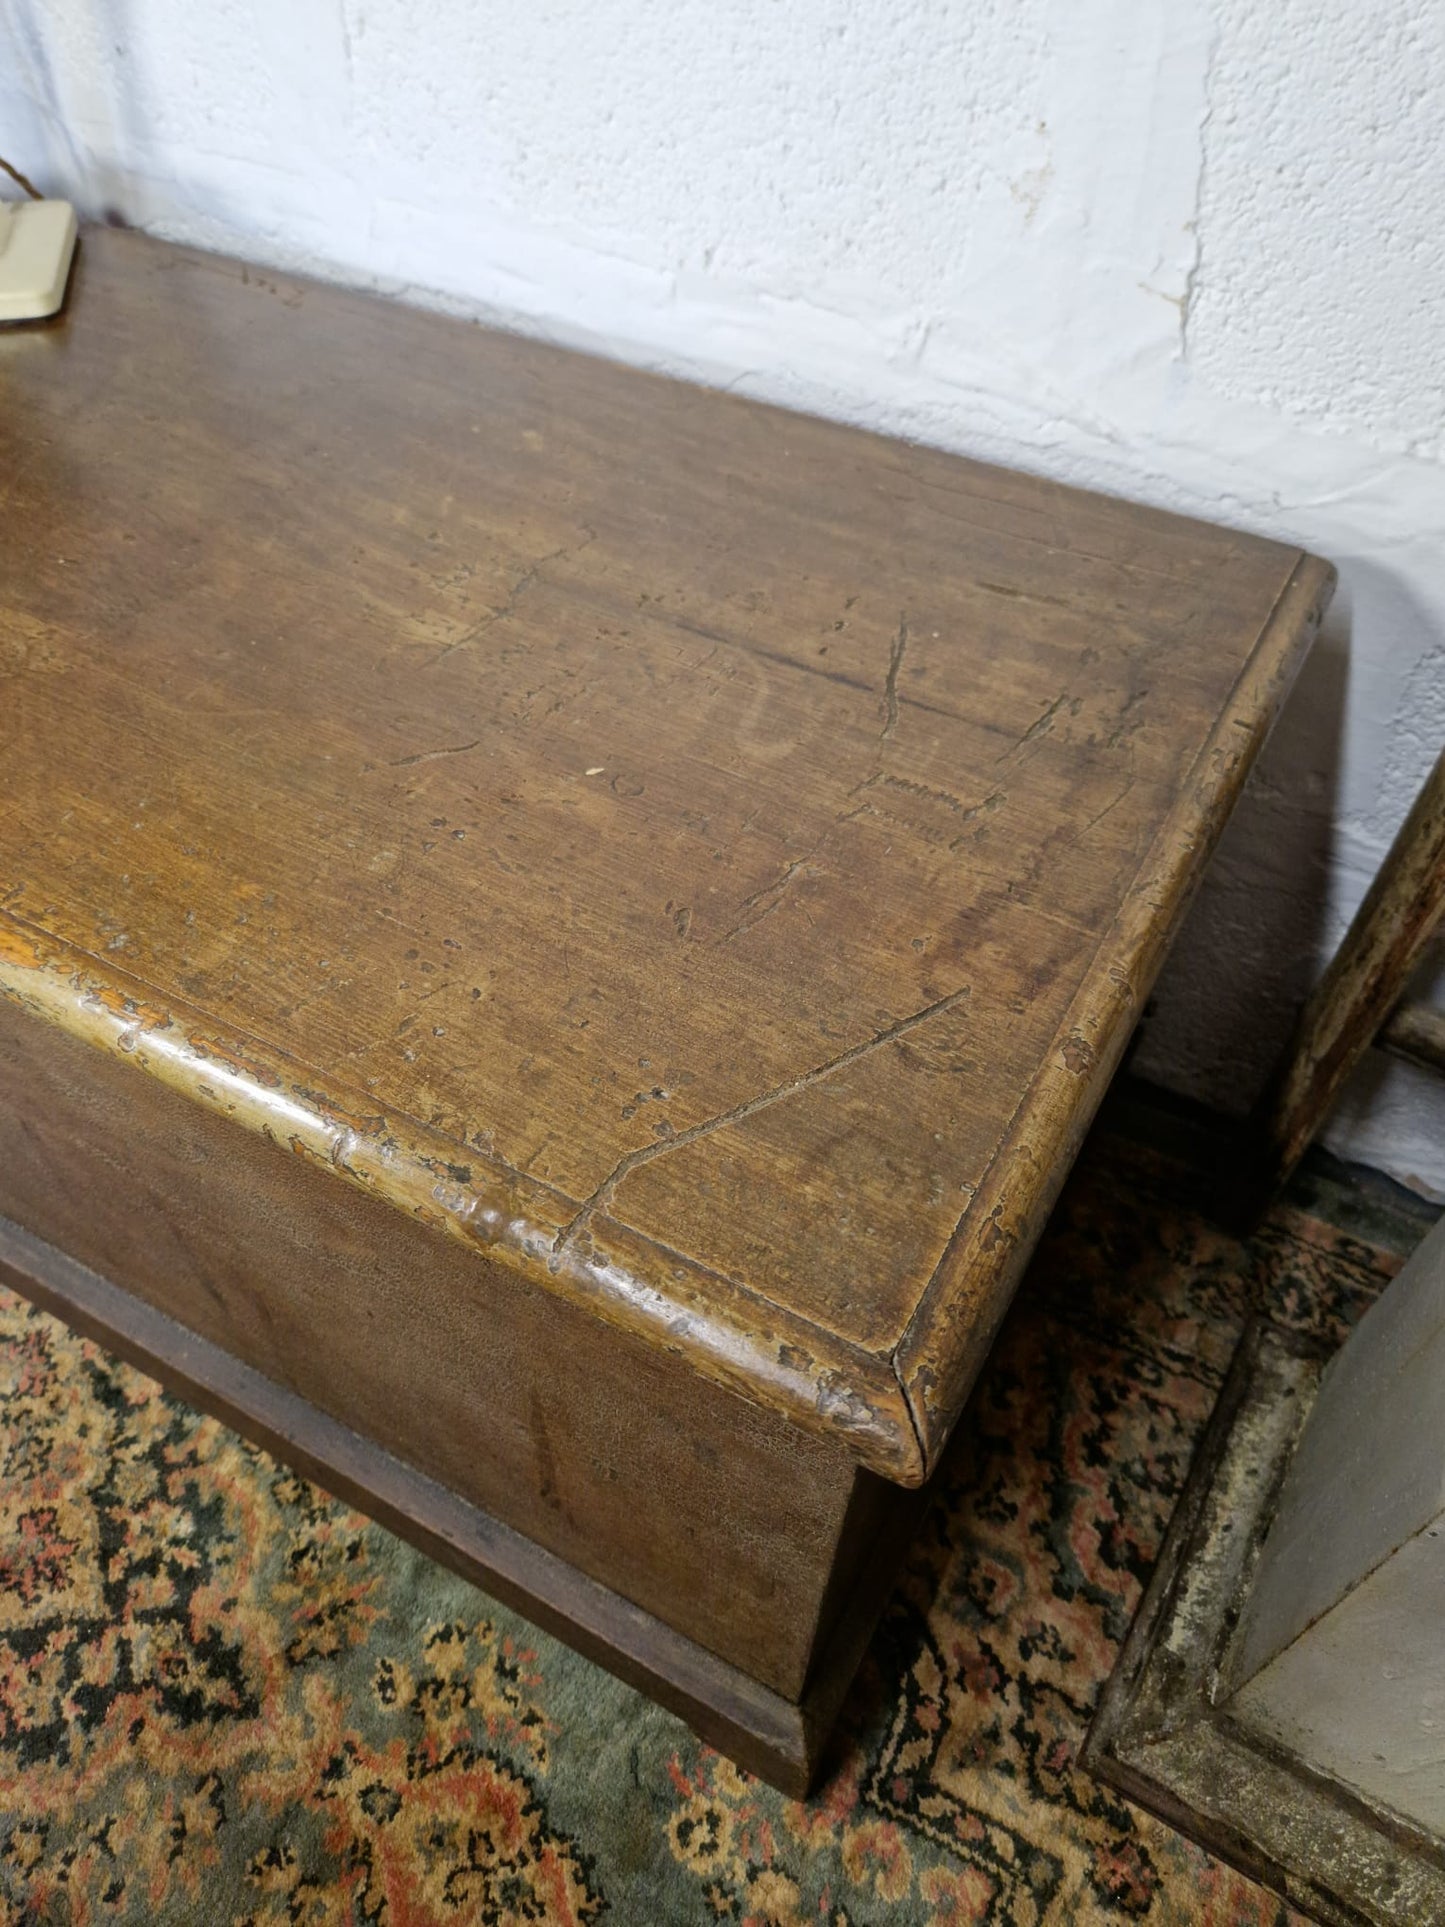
<box><xmin>0</xmin><ymin>1091</ymin><xmax>1435</xmax><ymax>1926</ymax></box>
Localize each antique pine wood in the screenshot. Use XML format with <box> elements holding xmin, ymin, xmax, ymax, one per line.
<box><xmin>0</xmin><ymin>228</ymin><xmax>1333</xmax><ymax>1790</ymax></box>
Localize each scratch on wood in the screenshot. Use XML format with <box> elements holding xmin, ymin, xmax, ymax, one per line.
<box><xmin>880</xmin><ymin>614</ymin><xmax>908</xmax><ymax>741</ymax></box>
<box><xmin>1082</xmin><ymin>777</ymin><xmax>1135</xmax><ymax>836</ymax></box>
<box><xmin>846</xmin><ymin>771</ymin><xmax>1007</xmax><ymax>849</ymax></box>
<box><xmin>1105</xmin><ymin>686</ymin><xmax>1149</xmax><ymax>749</ymax></box>
<box><xmin>997</xmin><ymin>690</ymin><xmax>1075</xmax><ymax>763</ymax></box>
<box><xmin>552</xmin><ymin>982</ymin><xmax>973</xmax><ymax>1257</ymax></box>
<box><xmin>385</xmin><ymin>739</ymin><xmax>481</xmax><ymax>768</ymax></box>
<box><xmin>427</xmin><ymin>528</ymin><xmax>596</xmax><ymax>666</ymax></box>
<box><xmin>975</xmin><ymin>579</ymin><xmax>1073</xmax><ymax>612</ymax></box>
<box><xmin>860</xmin><ymin>771</ymin><xmax>1007</xmax><ymax>824</ymax></box>
<box><xmin>717</xmin><ymin>853</ymin><xmax>813</xmax><ymax>946</ymax></box>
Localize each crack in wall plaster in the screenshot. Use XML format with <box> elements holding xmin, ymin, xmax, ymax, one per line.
<box><xmin>1179</xmin><ymin>21</ymin><xmax>1222</xmax><ymax>360</ymax></box>
<box><xmin>337</xmin><ymin>0</ymin><xmax>356</xmax><ymax>94</ymax></box>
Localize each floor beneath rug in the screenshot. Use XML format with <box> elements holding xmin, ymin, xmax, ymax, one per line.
<box><xmin>0</xmin><ymin>1082</ymin><xmax>1436</xmax><ymax>1926</ymax></box>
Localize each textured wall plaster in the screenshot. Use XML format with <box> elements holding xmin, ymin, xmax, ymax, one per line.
<box><xmin>1190</xmin><ymin>2</ymin><xmax>1445</xmax><ymax>461</ymax></box>
<box><xmin>4</xmin><ymin>0</ymin><xmax>1444</xmax><ymax>1192</ymax></box>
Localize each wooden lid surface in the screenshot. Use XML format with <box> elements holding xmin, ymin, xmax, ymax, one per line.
<box><xmin>0</xmin><ymin>229</ymin><xmax>1333</xmax><ymax>1481</ymax></box>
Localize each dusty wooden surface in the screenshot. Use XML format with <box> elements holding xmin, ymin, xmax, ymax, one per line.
<box><xmin>1249</xmin><ymin>744</ymin><xmax>1445</xmax><ymax>1204</ymax></box>
<box><xmin>0</xmin><ymin>228</ymin><xmax>1333</xmax><ymax>1483</ymax></box>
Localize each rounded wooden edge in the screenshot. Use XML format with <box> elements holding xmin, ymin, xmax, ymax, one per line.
<box><xmin>892</xmin><ymin>550</ymin><xmax>1338</xmax><ymax>1475</ymax></box>
<box><xmin>0</xmin><ymin>910</ymin><xmax>924</xmax><ymax>1482</ymax></box>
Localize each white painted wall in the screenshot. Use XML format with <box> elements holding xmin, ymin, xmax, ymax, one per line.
<box><xmin>6</xmin><ymin>0</ymin><xmax>1445</xmax><ymax>1191</ymax></box>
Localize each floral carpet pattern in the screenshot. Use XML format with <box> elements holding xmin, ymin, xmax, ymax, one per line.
<box><xmin>0</xmin><ymin>1102</ymin><xmax>1434</xmax><ymax>1925</ymax></box>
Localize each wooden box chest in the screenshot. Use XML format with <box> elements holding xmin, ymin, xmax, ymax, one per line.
<box><xmin>0</xmin><ymin>229</ymin><xmax>1332</xmax><ymax>1791</ymax></box>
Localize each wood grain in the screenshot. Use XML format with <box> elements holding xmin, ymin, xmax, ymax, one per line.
<box><xmin>0</xmin><ymin>227</ymin><xmax>1333</xmax><ymax>1482</ymax></box>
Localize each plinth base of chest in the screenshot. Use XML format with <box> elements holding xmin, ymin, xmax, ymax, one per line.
<box><xmin>0</xmin><ymin>1003</ymin><xmax>925</xmax><ymax>1795</ymax></box>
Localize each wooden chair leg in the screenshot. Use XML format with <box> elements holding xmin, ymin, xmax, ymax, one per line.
<box><xmin>1240</xmin><ymin>746</ymin><xmax>1445</xmax><ymax>1214</ymax></box>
